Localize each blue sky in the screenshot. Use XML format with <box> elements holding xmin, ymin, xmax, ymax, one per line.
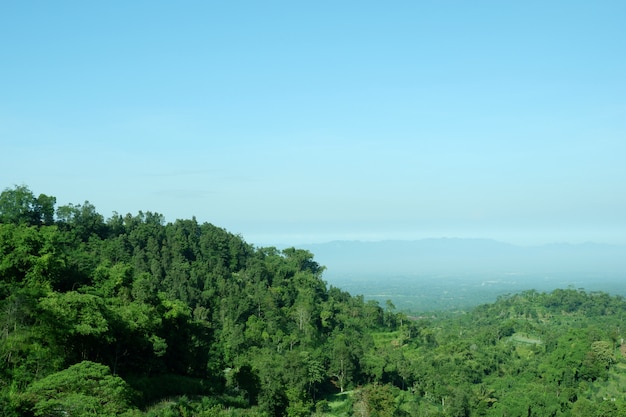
<box><xmin>2</xmin><ymin>1</ymin><xmax>625</xmax><ymax>246</ymax></box>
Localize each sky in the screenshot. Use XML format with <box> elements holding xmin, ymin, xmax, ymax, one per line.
<box><xmin>2</xmin><ymin>1</ymin><xmax>625</xmax><ymax>246</ymax></box>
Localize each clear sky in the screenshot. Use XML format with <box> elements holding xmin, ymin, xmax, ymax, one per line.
<box><xmin>2</xmin><ymin>1</ymin><xmax>625</xmax><ymax>246</ymax></box>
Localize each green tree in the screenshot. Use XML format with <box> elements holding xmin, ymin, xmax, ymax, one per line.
<box><xmin>328</xmin><ymin>332</ymin><xmax>357</xmax><ymax>393</ymax></box>
<box><xmin>0</xmin><ymin>185</ymin><xmax>56</xmax><ymax>226</ymax></box>
<box><xmin>353</xmin><ymin>383</ymin><xmax>396</xmax><ymax>417</ymax></box>
<box><xmin>0</xmin><ymin>223</ymin><xmax>69</xmax><ymax>292</ymax></box>
<box><xmin>580</xmin><ymin>340</ymin><xmax>616</xmax><ymax>381</ymax></box>
<box><xmin>37</xmin><ymin>291</ymin><xmax>112</xmax><ymax>363</ymax></box>
<box><xmin>56</xmin><ymin>201</ymin><xmax>107</xmax><ymax>240</ymax></box>
<box><xmin>20</xmin><ymin>360</ymin><xmax>138</xmax><ymax>416</ymax></box>
<box><xmin>285</xmin><ymin>386</ymin><xmax>313</xmax><ymax>417</ymax></box>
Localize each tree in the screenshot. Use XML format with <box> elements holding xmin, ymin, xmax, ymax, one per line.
<box><xmin>0</xmin><ymin>223</ymin><xmax>69</xmax><ymax>291</ymax></box>
<box><xmin>328</xmin><ymin>332</ymin><xmax>357</xmax><ymax>393</ymax></box>
<box><xmin>285</xmin><ymin>386</ymin><xmax>313</xmax><ymax>417</ymax></box>
<box><xmin>384</xmin><ymin>300</ymin><xmax>396</xmax><ymax>328</ymax></box>
<box><xmin>250</xmin><ymin>348</ymin><xmax>289</xmax><ymax>416</ymax></box>
<box><xmin>0</xmin><ymin>185</ymin><xmax>56</xmax><ymax>226</ymax></box>
<box><xmin>444</xmin><ymin>386</ymin><xmax>470</xmax><ymax>417</ymax></box>
<box><xmin>37</xmin><ymin>291</ymin><xmax>112</xmax><ymax>363</ymax></box>
<box><xmin>56</xmin><ymin>201</ymin><xmax>107</xmax><ymax>240</ymax></box>
<box><xmin>20</xmin><ymin>360</ymin><xmax>138</xmax><ymax>416</ymax></box>
<box><xmin>581</xmin><ymin>340</ymin><xmax>616</xmax><ymax>381</ymax></box>
<box><xmin>353</xmin><ymin>383</ymin><xmax>396</xmax><ymax>417</ymax></box>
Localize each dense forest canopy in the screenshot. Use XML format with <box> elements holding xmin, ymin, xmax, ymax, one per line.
<box><xmin>1</xmin><ymin>185</ymin><xmax>626</xmax><ymax>417</ymax></box>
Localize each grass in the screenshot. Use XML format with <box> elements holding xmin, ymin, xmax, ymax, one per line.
<box><xmin>315</xmin><ymin>390</ymin><xmax>353</xmax><ymax>416</ymax></box>
<box><xmin>509</xmin><ymin>332</ymin><xmax>542</xmax><ymax>345</ymax></box>
<box><xmin>371</xmin><ymin>330</ymin><xmax>404</xmax><ymax>348</ymax></box>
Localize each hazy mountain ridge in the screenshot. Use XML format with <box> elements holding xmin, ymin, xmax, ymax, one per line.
<box><xmin>298</xmin><ymin>239</ymin><xmax>626</xmax><ymax>311</ymax></box>
<box><xmin>300</xmin><ymin>238</ymin><xmax>626</xmax><ymax>277</ymax></box>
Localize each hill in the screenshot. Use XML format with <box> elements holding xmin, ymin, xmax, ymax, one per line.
<box><xmin>2</xmin><ymin>186</ymin><xmax>626</xmax><ymax>417</ymax></box>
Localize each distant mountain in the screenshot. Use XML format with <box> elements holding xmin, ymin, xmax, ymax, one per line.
<box><xmin>295</xmin><ymin>239</ymin><xmax>626</xmax><ymax>311</ymax></box>
<box><xmin>299</xmin><ymin>238</ymin><xmax>626</xmax><ymax>279</ymax></box>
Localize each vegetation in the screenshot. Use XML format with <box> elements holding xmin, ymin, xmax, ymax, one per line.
<box><xmin>2</xmin><ymin>185</ymin><xmax>626</xmax><ymax>416</ymax></box>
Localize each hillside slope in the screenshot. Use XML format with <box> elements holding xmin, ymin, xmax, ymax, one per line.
<box><xmin>1</xmin><ymin>186</ymin><xmax>626</xmax><ymax>417</ymax></box>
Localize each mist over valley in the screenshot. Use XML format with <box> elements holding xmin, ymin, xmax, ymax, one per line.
<box><xmin>300</xmin><ymin>239</ymin><xmax>626</xmax><ymax>311</ymax></box>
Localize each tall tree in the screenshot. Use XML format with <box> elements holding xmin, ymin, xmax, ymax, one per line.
<box><xmin>0</xmin><ymin>185</ymin><xmax>56</xmax><ymax>226</ymax></box>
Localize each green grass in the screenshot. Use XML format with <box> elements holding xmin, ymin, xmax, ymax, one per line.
<box><xmin>509</xmin><ymin>332</ymin><xmax>542</xmax><ymax>345</ymax></box>
<box><xmin>315</xmin><ymin>390</ymin><xmax>353</xmax><ymax>416</ymax></box>
<box><xmin>371</xmin><ymin>330</ymin><xmax>403</xmax><ymax>347</ymax></box>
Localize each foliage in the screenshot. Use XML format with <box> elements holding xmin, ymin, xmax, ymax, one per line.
<box><xmin>2</xmin><ymin>186</ymin><xmax>626</xmax><ymax>417</ymax></box>
<box><xmin>19</xmin><ymin>360</ymin><xmax>138</xmax><ymax>416</ymax></box>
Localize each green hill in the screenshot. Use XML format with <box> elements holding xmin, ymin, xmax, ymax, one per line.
<box><xmin>1</xmin><ymin>185</ymin><xmax>626</xmax><ymax>417</ymax></box>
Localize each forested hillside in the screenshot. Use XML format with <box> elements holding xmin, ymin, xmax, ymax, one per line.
<box><xmin>1</xmin><ymin>185</ymin><xmax>626</xmax><ymax>417</ymax></box>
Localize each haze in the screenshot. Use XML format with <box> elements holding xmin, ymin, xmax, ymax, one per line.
<box><xmin>300</xmin><ymin>239</ymin><xmax>626</xmax><ymax>310</ymax></box>
<box><xmin>2</xmin><ymin>2</ymin><xmax>625</xmax><ymax>247</ymax></box>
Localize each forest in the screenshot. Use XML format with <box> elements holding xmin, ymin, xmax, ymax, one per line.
<box><xmin>1</xmin><ymin>185</ymin><xmax>626</xmax><ymax>417</ymax></box>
